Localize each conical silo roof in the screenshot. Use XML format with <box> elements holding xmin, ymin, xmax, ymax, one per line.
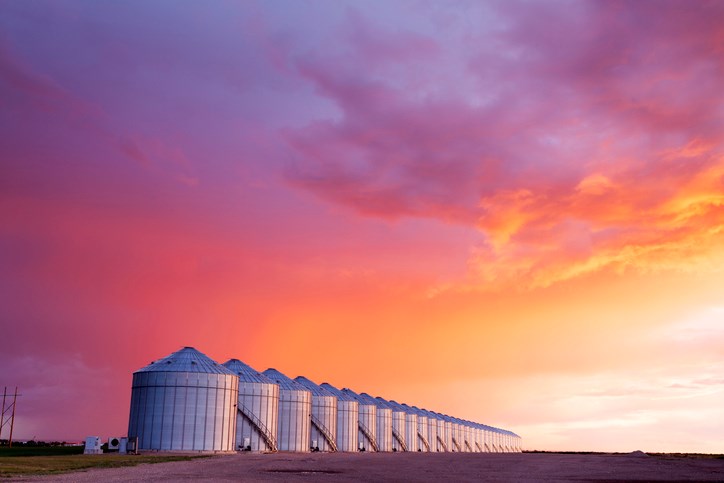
<box><xmin>222</xmin><ymin>359</ymin><xmax>274</xmax><ymax>383</ymax></box>
<box><xmin>294</xmin><ymin>376</ymin><xmax>336</xmax><ymax>396</ymax></box>
<box><xmin>262</xmin><ymin>368</ymin><xmax>307</xmax><ymax>391</ymax></box>
<box><xmin>341</xmin><ymin>387</ymin><xmax>372</xmax><ymax>406</ymax></box>
<box><xmin>359</xmin><ymin>392</ymin><xmax>387</xmax><ymax>408</ymax></box>
<box><xmin>320</xmin><ymin>382</ymin><xmax>356</xmax><ymax>401</ymax></box>
<box><xmin>374</xmin><ymin>396</ymin><xmax>396</xmax><ymax>410</ymax></box>
<box><xmin>134</xmin><ymin>347</ymin><xmax>234</xmax><ymax>375</ymax></box>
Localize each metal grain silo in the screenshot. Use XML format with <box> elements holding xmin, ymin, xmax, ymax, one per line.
<box><xmin>294</xmin><ymin>376</ymin><xmax>338</xmax><ymax>452</ymax></box>
<box><xmin>388</xmin><ymin>401</ymin><xmax>418</xmax><ymax>452</ymax></box>
<box><xmin>341</xmin><ymin>388</ymin><xmax>378</xmax><ymax>452</ymax></box>
<box><xmin>358</xmin><ymin>393</ymin><xmax>393</xmax><ymax>452</ymax></box>
<box><xmin>418</xmin><ymin>409</ymin><xmax>440</xmax><ymax>452</ymax></box>
<box><xmin>320</xmin><ymin>383</ymin><xmax>359</xmax><ymax>452</ymax></box>
<box><xmin>222</xmin><ymin>359</ymin><xmax>278</xmax><ymax>452</ymax></box>
<box><xmin>376</xmin><ymin>397</ymin><xmax>407</xmax><ymax>452</ymax></box>
<box><xmin>422</xmin><ymin>409</ymin><xmax>447</xmax><ymax>451</ymax></box>
<box><xmin>403</xmin><ymin>404</ymin><xmax>429</xmax><ymax>452</ymax></box>
<box><xmin>458</xmin><ymin>418</ymin><xmax>473</xmax><ymax>452</ymax></box>
<box><xmin>474</xmin><ymin>423</ymin><xmax>484</xmax><ymax>452</ymax></box>
<box><xmin>448</xmin><ymin>415</ymin><xmax>463</xmax><ymax>452</ymax></box>
<box><xmin>436</xmin><ymin>413</ymin><xmax>453</xmax><ymax>452</ymax></box>
<box><xmin>128</xmin><ymin>347</ymin><xmax>237</xmax><ymax>452</ymax></box>
<box><xmin>262</xmin><ymin>369</ymin><xmax>311</xmax><ymax>452</ymax></box>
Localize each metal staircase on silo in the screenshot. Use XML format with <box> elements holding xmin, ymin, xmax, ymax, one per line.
<box><xmin>392</xmin><ymin>427</ymin><xmax>407</xmax><ymax>452</ymax></box>
<box><xmin>475</xmin><ymin>442</ymin><xmax>483</xmax><ymax>452</ymax></box>
<box><xmin>451</xmin><ymin>437</ymin><xmax>462</xmax><ymax>452</ymax></box>
<box><xmin>310</xmin><ymin>414</ymin><xmax>338</xmax><ymax>451</ymax></box>
<box><xmin>358</xmin><ymin>421</ymin><xmax>379</xmax><ymax>451</ymax></box>
<box><xmin>237</xmin><ymin>404</ymin><xmax>278</xmax><ymax>452</ymax></box>
<box><xmin>417</xmin><ymin>431</ymin><xmax>430</xmax><ymax>451</ymax></box>
<box><xmin>436</xmin><ymin>435</ymin><xmax>448</xmax><ymax>452</ymax></box>
<box><xmin>464</xmin><ymin>440</ymin><xmax>473</xmax><ymax>452</ymax></box>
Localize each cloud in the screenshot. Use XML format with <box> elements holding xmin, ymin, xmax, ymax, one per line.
<box><xmin>284</xmin><ymin>1</ymin><xmax>724</xmax><ymax>289</ymax></box>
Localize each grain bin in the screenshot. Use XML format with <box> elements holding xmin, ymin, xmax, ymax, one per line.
<box><xmin>358</xmin><ymin>393</ymin><xmax>393</xmax><ymax>452</ymax></box>
<box><xmin>421</xmin><ymin>409</ymin><xmax>445</xmax><ymax>452</ymax></box>
<box><xmin>375</xmin><ymin>397</ymin><xmax>407</xmax><ymax>452</ymax></box>
<box><xmin>222</xmin><ymin>359</ymin><xmax>279</xmax><ymax>452</ymax></box>
<box><xmin>417</xmin><ymin>408</ymin><xmax>440</xmax><ymax>452</ymax></box>
<box><xmin>435</xmin><ymin>413</ymin><xmax>453</xmax><ymax>452</ymax></box>
<box><xmin>127</xmin><ymin>347</ymin><xmax>237</xmax><ymax>452</ymax></box>
<box><xmin>403</xmin><ymin>404</ymin><xmax>430</xmax><ymax>452</ymax></box>
<box><xmin>262</xmin><ymin>369</ymin><xmax>311</xmax><ymax>452</ymax></box>
<box><xmin>341</xmin><ymin>388</ymin><xmax>378</xmax><ymax>452</ymax></box>
<box><xmin>294</xmin><ymin>376</ymin><xmax>338</xmax><ymax>452</ymax></box>
<box><xmin>319</xmin><ymin>383</ymin><xmax>359</xmax><ymax>452</ymax></box>
<box><xmin>386</xmin><ymin>401</ymin><xmax>417</xmax><ymax>452</ymax></box>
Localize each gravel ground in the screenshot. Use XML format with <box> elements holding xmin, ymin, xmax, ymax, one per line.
<box><xmin>11</xmin><ymin>451</ymin><xmax>724</xmax><ymax>482</ymax></box>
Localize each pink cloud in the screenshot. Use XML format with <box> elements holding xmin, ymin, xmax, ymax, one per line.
<box><xmin>284</xmin><ymin>1</ymin><xmax>724</xmax><ymax>288</ymax></box>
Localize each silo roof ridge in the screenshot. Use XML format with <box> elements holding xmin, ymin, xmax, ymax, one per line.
<box><xmin>294</xmin><ymin>376</ymin><xmax>336</xmax><ymax>397</ymax></box>
<box><xmin>135</xmin><ymin>347</ymin><xmax>234</xmax><ymax>375</ymax></box>
<box><xmin>222</xmin><ymin>359</ymin><xmax>274</xmax><ymax>383</ymax></box>
<box><xmin>319</xmin><ymin>382</ymin><xmax>356</xmax><ymax>401</ymax></box>
<box><xmin>262</xmin><ymin>368</ymin><xmax>309</xmax><ymax>391</ymax></box>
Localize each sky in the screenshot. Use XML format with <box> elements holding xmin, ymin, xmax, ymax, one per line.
<box><xmin>1</xmin><ymin>0</ymin><xmax>723</xmax><ymax>452</ymax></box>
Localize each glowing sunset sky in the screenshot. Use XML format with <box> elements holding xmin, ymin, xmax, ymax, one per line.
<box><xmin>1</xmin><ymin>1</ymin><xmax>723</xmax><ymax>452</ymax></box>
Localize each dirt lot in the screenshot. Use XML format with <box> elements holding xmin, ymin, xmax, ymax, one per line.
<box><xmin>11</xmin><ymin>451</ymin><xmax>724</xmax><ymax>482</ymax></box>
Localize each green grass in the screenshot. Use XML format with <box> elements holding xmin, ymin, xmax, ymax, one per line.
<box><xmin>0</xmin><ymin>446</ymin><xmax>84</xmax><ymax>457</ymax></box>
<box><xmin>0</xmin><ymin>453</ymin><xmax>210</xmax><ymax>478</ymax></box>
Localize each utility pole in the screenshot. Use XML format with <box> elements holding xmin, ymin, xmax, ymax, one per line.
<box><xmin>0</xmin><ymin>386</ymin><xmax>20</xmax><ymax>447</ymax></box>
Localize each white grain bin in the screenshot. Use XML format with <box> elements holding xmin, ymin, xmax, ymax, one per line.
<box><xmin>294</xmin><ymin>376</ymin><xmax>338</xmax><ymax>452</ymax></box>
<box><xmin>444</xmin><ymin>415</ymin><xmax>462</xmax><ymax>452</ymax></box>
<box><xmin>417</xmin><ymin>408</ymin><xmax>440</xmax><ymax>452</ymax></box>
<box><xmin>358</xmin><ymin>393</ymin><xmax>393</xmax><ymax>452</ymax></box>
<box><xmin>388</xmin><ymin>401</ymin><xmax>418</xmax><ymax>452</ymax></box>
<box><xmin>436</xmin><ymin>413</ymin><xmax>453</xmax><ymax>452</ymax></box>
<box><xmin>375</xmin><ymin>397</ymin><xmax>407</xmax><ymax>452</ymax></box>
<box><xmin>262</xmin><ymin>368</ymin><xmax>311</xmax><ymax>452</ymax></box>
<box><xmin>320</xmin><ymin>382</ymin><xmax>359</xmax><ymax>452</ymax></box>
<box><xmin>421</xmin><ymin>409</ymin><xmax>447</xmax><ymax>452</ymax></box>
<box><xmin>222</xmin><ymin>359</ymin><xmax>279</xmax><ymax>452</ymax></box>
<box><xmin>128</xmin><ymin>347</ymin><xmax>237</xmax><ymax>452</ymax></box>
<box><xmin>403</xmin><ymin>404</ymin><xmax>429</xmax><ymax>452</ymax></box>
<box><xmin>456</xmin><ymin>418</ymin><xmax>473</xmax><ymax>452</ymax></box>
<box><xmin>341</xmin><ymin>388</ymin><xmax>378</xmax><ymax>452</ymax></box>
<box><xmin>473</xmin><ymin>423</ymin><xmax>484</xmax><ymax>452</ymax></box>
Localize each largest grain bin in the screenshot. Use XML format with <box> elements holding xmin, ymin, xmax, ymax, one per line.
<box><xmin>294</xmin><ymin>376</ymin><xmax>338</xmax><ymax>452</ymax></box>
<box><xmin>262</xmin><ymin>369</ymin><xmax>311</xmax><ymax>452</ymax></box>
<box><xmin>222</xmin><ymin>359</ymin><xmax>279</xmax><ymax>452</ymax></box>
<box><xmin>319</xmin><ymin>383</ymin><xmax>359</xmax><ymax>452</ymax></box>
<box><xmin>127</xmin><ymin>347</ymin><xmax>237</xmax><ymax>452</ymax></box>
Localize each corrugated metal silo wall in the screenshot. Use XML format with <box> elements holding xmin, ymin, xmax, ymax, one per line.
<box><xmin>358</xmin><ymin>404</ymin><xmax>377</xmax><ymax>451</ymax></box>
<box><xmin>237</xmin><ymin>381</ymin><xmax>279</xmax><ymax>451</ymax></box>
<box><xmin>391</xmin><ymin>410</ymin><xmax>406</xmax><ymax>451</ymax></box>
<box><xmin>405</xmin><ymin>413</ymin><xmax>418</xmax><ymax>452</ymax></box>
<box><xmin>277</xmin><ymin>389</ymin><xmax>311</xmax><ymax>451</ymax></box>
<box><xmin>310</xmin><ymin>395</ymin><xmax>337</xmax><ymax>451</ymax></box>
<box><xmin>336</xmin><ymin>400</ymin><xmax>359</xmax><ymax>452</ymax></box>
<box><xmin>375</xmin><ymin>407</ymin><xmax>393</xmax><ymax>452</ymax></box>
<box><xmin>128</xmin><ymin>371</ymin><xmax>237</xmax><ymax>452</ymax></box>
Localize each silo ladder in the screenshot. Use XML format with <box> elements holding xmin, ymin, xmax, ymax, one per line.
<box><xmin>310</xmin><ymin>414</ymin><xmax>338</xmax><ymax>452</ymax></box>
<box><xmin>484</xmin><ymin>443</ymin><xmax>491</xmax><ymax>452</ymax></box>
<box><xmin>464</xmin><ymin>440</ymin><xmax>473</xmax><ymax>452</ymax></box>
<box><xmin>358</xmin><ymin>421</ymin><xmax>379</xmax><ymax>452</ymax></box>
<box><xmin>417</xmin><ymin>431</ymin><xmax>430</xmax><ymax>452</ymax></box>
<box><xmin>436</xmin><ymin>435</ymin><xmax>448</xmax><ymax>452</ymax></box>
<box><xmin>475</xmin><ymin>442</ymin><xmax>483</xmax><ymax>452</ymax></box>
<box><xmin>451</xmin><ymin>437</ymin><xmax>462</xmax><ymax>452</ymax></box>
<box><xmin>392</xmin><ymin>427</ymin><xmax>407</xmax><ymax>452</ymax></box>
<box><xmin>237</xmin><ymin>405</ymin><xmax>278</xmax><ymax>452</ymax></box>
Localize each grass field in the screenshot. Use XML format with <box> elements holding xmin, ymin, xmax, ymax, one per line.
<box><xmin>0</xmin><ymin>448</ymin><xmax>210</xmax><ymax>478</ymax></box>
